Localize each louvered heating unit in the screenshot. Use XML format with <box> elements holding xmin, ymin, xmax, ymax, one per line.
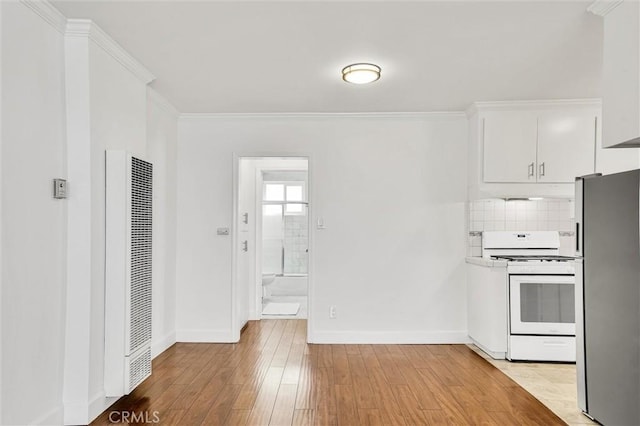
<box><xmin>105</xmin><ymin>151</ymin><xmax>153</xmax><ymax>396</ymax></box>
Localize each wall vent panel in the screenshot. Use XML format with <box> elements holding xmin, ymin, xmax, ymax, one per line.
<box><xmin>105</xmin><ymin>151</ymin><xmax>153</xmax><ymax>397</ymax></box>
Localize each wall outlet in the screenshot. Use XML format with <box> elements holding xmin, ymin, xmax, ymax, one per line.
<box><xmin>329</xmin><ymin>305</ymin><xmax>337</xmax><ymax>319</ymax></box>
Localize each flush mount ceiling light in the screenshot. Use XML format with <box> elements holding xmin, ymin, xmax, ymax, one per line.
<box><xmin>341</xmin><ymin>63</ymin><xmax>381</xmax><ymax>84</ymax></box>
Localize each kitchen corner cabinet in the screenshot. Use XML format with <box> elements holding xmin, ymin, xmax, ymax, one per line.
<box><xmin>483</xmin><ymin>109</ymin><xmax>596</xmax><ymax>184</ymax></box>
<box><xmin>598</xmin><ymin>0</ymin><xmax>640</xmax><ymax>147</ymax></box>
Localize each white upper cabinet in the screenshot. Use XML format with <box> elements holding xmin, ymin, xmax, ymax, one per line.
<box><xmin>596</xmin><ymin>0</ymin><xmax>640</xmax><ymax>147</ymax></box>
<box><xmin>536</xmin><ymin>112</ymin><xmax>597</xmax><ymax>183</ymax></box>
<box><xmin>482</xmin><ymin>108</ymin><xmax>596</xmax><ymax>184</ymax></box>
<box><xmin>468</xmin><ymin>100</ymin><xmax>602</xmax><ymax>199</ymax></box>
<box><xmin>483</xmin><ymin>111</ymin><xmax>537</xmax><ymax>183</ymax></box>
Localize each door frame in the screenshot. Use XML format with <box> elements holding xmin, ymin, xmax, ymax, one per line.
<box><xmin>232</xmin><ymin>153</ymin><xmax>313</xmax><ymax>342</ymax></box>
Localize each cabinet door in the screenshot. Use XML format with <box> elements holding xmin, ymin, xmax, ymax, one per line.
<box><xmin>602</xmin><ymin>1</ymin><xmax>640</xmax><ymax>147</ymax></box>
<box><xmin>483</xmin><ymin>111</ymin><xmax>537</xmax><ymax>183</ymax></box>
<box><xmin>537</xmin><ymin>112</ymin><xmax>596</xmax><ymax>183</ymax></box>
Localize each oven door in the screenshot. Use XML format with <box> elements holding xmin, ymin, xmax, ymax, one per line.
<box><xmin>509</xmin><ymin>274</ymin><xmax>575</xmax><ymax>335</ymax></box>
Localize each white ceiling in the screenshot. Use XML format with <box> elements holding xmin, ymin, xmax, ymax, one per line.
<box><xmin>52</xmin><ymin>1</ymin><xmax>603</xmax><ymax>114</ymax></box>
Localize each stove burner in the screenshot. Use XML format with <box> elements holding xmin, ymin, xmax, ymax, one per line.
<box><xmin>491</xmin><ymin>255</ymin><xmax>575</xmax><ymax>262</ymax></box>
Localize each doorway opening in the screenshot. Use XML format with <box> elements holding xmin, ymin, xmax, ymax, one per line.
<box><xmin>261</xmin><ymin>172</ymin><xmax>308</xmax><ymax>317</ymax></box>
<box><xmin>235</xmin><ymin>157</ymin><xmax>309</xmax><ymax>324</ymax></box>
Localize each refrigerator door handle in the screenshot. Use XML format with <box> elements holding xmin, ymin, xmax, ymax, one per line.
<box><xmin>575</xmin><ymin>173</ymin><xmax>602</xmax><ymax>258</ymax></box>
<box><xmin>575</xmin><ymin>177</ymin><xmax>584</xmax><ymax>257</ymax></box>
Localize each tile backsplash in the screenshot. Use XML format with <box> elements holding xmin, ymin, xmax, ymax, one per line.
<box><xmin>468</xmin><ymin>199</ymin><xmax>576</xmax><ymax>257</ymax></box>
<box><xmin>283</xmin><ymin>215</ymin><xmax>308</xmax><ymax>274</ymax></box>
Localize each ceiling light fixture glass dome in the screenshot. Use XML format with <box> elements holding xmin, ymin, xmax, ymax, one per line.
<box><xmin>342</xmin><ymin>63</ymin><xmax>381</xmax><ymax>84</ymax></box>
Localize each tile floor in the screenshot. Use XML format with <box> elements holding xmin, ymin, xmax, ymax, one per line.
<box><xmin>469</xmin><ymin>345</ymin><xmax>596</xmax><ymax>426</ymax></box>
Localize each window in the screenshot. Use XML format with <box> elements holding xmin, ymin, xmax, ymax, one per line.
<box><xmin>264</xmin><ymin>184</ymin><xmax>285</xmax><ymax>201</ymax></box>
<box><xmin>286</xmin><ymin>185</ymin><xmax>303</xmax><ymax>201</ymax></box>
<box><xmin>264</xmin><ymin>181</ymin><xmax>306</xmax><ymax>216</ymax></box>
<box><xmin>262</xmin><ymin>179</ymin><xmax>308</xmax><ymax>275</ymax></box>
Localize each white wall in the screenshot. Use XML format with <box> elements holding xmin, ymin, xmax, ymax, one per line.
<box><xmin>147</xmin><ymin>88</ymin><xmax>178</xmax><ymax>357</ymax></box>
<box><xmin>63</xmin><ymin>19</ymin><xmax>167</xmax><ymax>425</ymax></box>
<box><xmin>1</xmin><ymin>2</ymin><xmax>67</xmax><ymax>424</ymax></box>
<box><xmin>87</xmin><ymin>30</ymin><xmax>148</xmax><ymax>416</ymax></box>
<box><xmin>177</xmin><ymin>114</ymin><xmax>469</xmax><ymax>343</ymax></box>
<box><xmin>1</xmin><ymin>6</ymin><xmax>177</xmax><ymax>423</ymax></box>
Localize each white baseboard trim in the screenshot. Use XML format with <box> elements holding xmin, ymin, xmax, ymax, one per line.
<box><xmin>470</xmin><ymin>339</ymin><xmax>506</xmax><ymax>360</ymax></box>
<box><xmin>176</xmin><ymin>328</ymin><xmax>238</xmax><ymax>343</ymax></box>
<box><xmin>239</xmin><ymin>319</ymin><xmax>249</xmax><ymax>331</ymax></box>
<box><xmin>64</xmin><ymin>399</ymin><xmax>89</xmax><ymax>425</ymax></box>
<box><xmin>89</xmin><ymin>392</ymin><xmax>118</xmax><ymax>425</ymax></box>
<box><xmin>31</xmin><ymin>405</ymin><xmax>63</xmax><ymax>425</ymax></box>
<box><xmin>309</xmin><ymin>330</ymin><xmax>471</xmax><ymax>344</ymax></box>
<box><xmin>152</xmin><ymin>331</ymin><xmax>176</xmax><ymax>359</ymax></box>
<box><xmin>64</xmin><ymin>392</ymin><xmax>118</xmax><ymax>425</ymax></box>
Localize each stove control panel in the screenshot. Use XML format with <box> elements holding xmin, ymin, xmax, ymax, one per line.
<box><xmin>507</xmin><ymin>262</ymin><xmax>575</xmax><ymax>275</ymax></box>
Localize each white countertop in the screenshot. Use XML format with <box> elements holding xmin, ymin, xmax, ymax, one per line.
<box><xmin>465</xmin><ymin>256</ymin><xmax>508</xmax><ymax>267</ymax></box>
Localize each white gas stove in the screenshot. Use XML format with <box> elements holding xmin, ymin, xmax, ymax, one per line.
<box><xmin>481</xmin><ymin>231</ymin><xmax>576</xmax><ymax>362</ymax></box>
<box><xmin>483</xmin><ymin>231</ymin><xmax>575</xmax><ymax>274</ymax></box>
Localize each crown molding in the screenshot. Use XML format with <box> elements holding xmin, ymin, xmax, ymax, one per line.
<box><xmin>65</xmin><ymin>19</ymin><xmax>155</xmax><ymax>85</ymax></box>
<box><xmin>587</xmin><ymin>0</ymin><xmax>624</xmax><ymax>16</ymax></box>
<box><xmin>147</xmin><ymin>87</ymin><xmax>180</xmax><ymax>117</ymax></box>
<box><xmin>20</xmin><ymin>0</ymin><xmax>67</xmax><ymax>34</ymax></box>
<box><xmin>466</xmin><ymin>98</ymin><xmax>602</xmax><ymax>116</ymax></box>
<box><xmin>179</xmin><ymin>111</ymin><xmax>467</xmax><ymax>121</ymax></box>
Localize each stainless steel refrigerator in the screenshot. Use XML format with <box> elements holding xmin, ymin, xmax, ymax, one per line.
<box><xmin>575</xmin><ymin>170</ymin><xmax>640</xmax><ymax>426</ymax></box>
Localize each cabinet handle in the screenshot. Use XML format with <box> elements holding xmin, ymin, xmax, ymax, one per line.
<box><xmin>528</xmin><ymin>162</ymin><xmax>534</xmax><ymax>178</ymax></box>
<box><xmin>539</xmin><ymin>162</ymin><xmax>545</xmax><ymax>177</ymax></box>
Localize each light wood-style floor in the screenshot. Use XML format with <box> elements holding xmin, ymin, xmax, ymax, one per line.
<box><xmin>92</xmin><ymin>320</ymin><xmax>565</xmax><ymax>425</ymax></box>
